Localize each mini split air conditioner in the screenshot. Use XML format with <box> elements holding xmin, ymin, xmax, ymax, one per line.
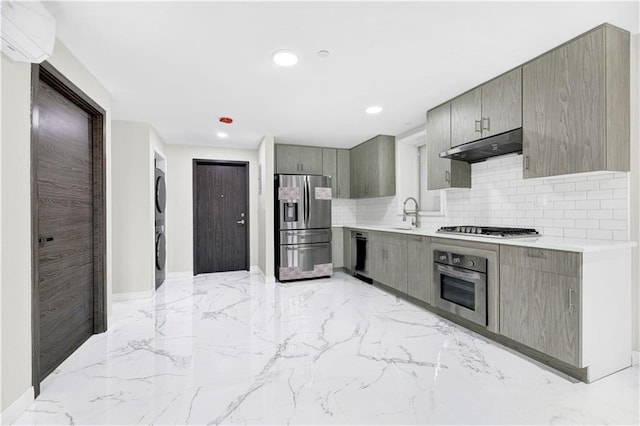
<box><xmin>1</xmin><ymin>0</ymin><xmax>55</xmax><ymax>63</ymax></box>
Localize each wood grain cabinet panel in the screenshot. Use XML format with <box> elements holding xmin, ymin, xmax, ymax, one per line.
<box><xmin>500</xmin><ymin>246</ymin><xmax>581</xmax><ymax>277</ymax></box>
<box><xmin>426</xmin><ymin>102</ymin><xmax>471</xmax><ymax>190</ymax></box>
<box><xmin>349</xmin><ymin>135</ymin><xmax>395</xmax><ymax>198</ymax></box>
<box><xmin>481</xmin><ymin>68</ymin><xmax>522</xmax><ymax>138</ymax></box>
<box><xmin>450</xmin><ymin>87</ymin><xmax>482</xmax><ymax>147</ymax></box>
<box><xmin>450</xmin><ymin>68</ymin><xmax>521</xmax><ymax>147</ymax></box>
<box><xmin>275</xmin><ymin>144</ymin><xmax>323</xmax><ymax>175</ymax></box>
<box><xmin>370</xmin><ymin>231</ymin><xmax>408</xmax><ymax>292</ymax></box>
<box><xmin>336</xmin><ymin>149</ymin><xmax>350</xmax><ymax>198</ymax></box>
<box><xmin>406</xmin><ymin>235</ymin><xmax>431</xmax><ymax>303</ymax></box>
<box><xmin>523</xmin><ymin>24</ymin><xmax>630</xmax><ymax>178</ymax></box>
<box><xmin>500</xmin><ymin>264</ymin><xmax>581</xmax><ymax>367</ymax></box>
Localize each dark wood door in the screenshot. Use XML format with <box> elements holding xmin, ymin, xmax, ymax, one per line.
<box><xmin>36</xmin><ymin>79</ymin><xmax>95</xmax><ymax>379</ymax></box>
<box><xmin>194</xmin><ymin>161</ymin><xmax>249</xmax><ymax>274</ymax></box>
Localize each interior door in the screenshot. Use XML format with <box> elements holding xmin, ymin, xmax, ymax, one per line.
<box><xmin>194</xmin><ymin>161</ymin><xmax>249</xmax><ymax>274</ymax></box>
<box><xmin>36</xmin><ymin>79</ymin><xmax>95</xmax><ymax>379</ymax></box>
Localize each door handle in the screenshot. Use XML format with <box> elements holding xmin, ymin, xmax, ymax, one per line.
<box><xmin>482</xmin><ymin>117</ymin><xmax>490</xmax><ymax>132</ymax></box>
<box><xmin>445</xmin><ymin>170</ymin><xmax>451</xmax><ymax>183</ymax></box>
<box><xmin>475</xmin><ymin>119</ymin><xmax>482</xmax><ymax>133</ymax></box>
<box><xmin>568</xmin><ymin>287</ymin><xmax>575</xmax><ymax>312</ymax></box>
<box><xmin>237</xmin><ymin>219</ymin><xmax>245</xmax><ymax>225</ymax></box>
<box><xmin>525</xmin><ymin>155</ymin><xmax>530</xmax><ymax>171</ymax></box>
<box><xmin>38</xmin><ymin>236</ymin><xmax>54</xmax><ymax>244</ymax></box>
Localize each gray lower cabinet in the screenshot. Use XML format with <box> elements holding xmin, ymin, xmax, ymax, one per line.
<box><xmin>331</xmin><ymin>227</ymin><xmax>344</xmax><ymax>268</ymax></box>
<box><xmin>499</xmin><ymin>246</ymin><xmax>581</xmax><ymax>367</ymax></box>
<box><xmin>322</xmin><ymin>148</ymin><xmax>350</xmax><ymax>198</ymax></box>
<box><xmin>369</xmin><ymin>231</ymin><xmax>407</xmax><ymax>293</ymax></box>
<box><xmin>350</xmin><ymin>135</ymin><xmax>395</xmax><ymax>198</ymax></box>
<box><xmin>275</xmin><ymin>144</ymin><xmax>323</xmax><ymax>175</ymax></box>
<box><xmin>426</xmin><ymin>102</ymin><xmax>471</xmax><ymax>189</ymax></box>
<box><xmin>343</xmin><ymin>227</ymin><xmax>351</xmax><ymax>271</ymax></box>
<box><xmin>406</xmin><ymin>235</ymin><xmax>431</xmax><ymax>303</ymax></box>
<box><xmin>522</xmin><ymin>24</ymin><xmax>629</xmax><ymax>178</ymax></box>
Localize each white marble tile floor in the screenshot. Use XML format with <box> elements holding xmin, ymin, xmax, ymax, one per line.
<box><xmin>13</xmin><ymin>271</ymin><xmax>639</xmax><ymax>425</ymax></box>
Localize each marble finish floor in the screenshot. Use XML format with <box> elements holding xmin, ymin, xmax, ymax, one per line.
<box><xmin>14</xmin><ymin>271</ymin><xmax>639</xmax><ymax>425</ymax></box>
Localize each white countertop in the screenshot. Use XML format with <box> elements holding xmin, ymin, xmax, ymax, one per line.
<box><xmin>333</xmin><ymin>224</ymin><xmax>636</xmax><ymax>253</ymax></box>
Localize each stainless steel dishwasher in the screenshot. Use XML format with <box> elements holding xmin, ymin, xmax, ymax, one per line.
<box><xmin>351</xmin><ymin>231</ymin><xmax>371</xmax><ymax>283</ymax></box>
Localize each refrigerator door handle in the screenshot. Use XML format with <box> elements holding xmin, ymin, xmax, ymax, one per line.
<box><xmin>305</xmin><ymin>176</ymin><xmax>310</xmax><ymax>226</ymax></box>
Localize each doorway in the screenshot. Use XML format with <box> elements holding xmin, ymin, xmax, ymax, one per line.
<box><xmin>31</xmin><ymin>62</ymin><xmax>106</xmax><ymax>395</ymax></box>
<box><xmin>193</xmin><ymin>160</ymin><xmax>249</xmax><ymax>274</ymax></box>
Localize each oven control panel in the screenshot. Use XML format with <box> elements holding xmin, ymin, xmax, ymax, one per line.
<box><xmin>434</xmin><ymin>250</ymin><xmax>487</xmax><ymax>273</ymax></box>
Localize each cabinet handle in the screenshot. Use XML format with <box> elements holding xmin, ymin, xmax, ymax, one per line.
<box><xmin>445</xmin><ymin>170</ymin><xmax>451</xmax><ymax>183</ymax></box>
<box><xmin>482</xmin><ymin>117</ymin><xmax>490</xmax><ymax>132</ymax></box>
<box><xmin>525</xmin><ymin>249</ymin><xmax>545</xmax><ymax>258</ymax></box>
<box><xmin>568</xmin><ymin>288</ymin><xmax>575</xmax><ymax>312</ymax></box>
<box><xmin>475</xmin><ymin>119</ymin><xmax>482</xmax><ymax>133</ymax></box>
<box><xmin>525</xmin><ymin>156</ymin><xmax>530</xmax><ymax>171</ymax></box>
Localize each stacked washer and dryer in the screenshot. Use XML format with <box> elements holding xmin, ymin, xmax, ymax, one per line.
<box><xmin>155</xmin><ymin>164</ymin><xmax>166</xmax><ymax>289</ymax></box>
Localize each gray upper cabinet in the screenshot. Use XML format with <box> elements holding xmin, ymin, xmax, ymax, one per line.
<box><xmin>481</xmin><ymin>68</ymin><xmax>522</xmax><ymax>138</ymax></box>
<box><xmin>350</xmin><ymin>135</ymin><xmax>395</xmax><ymax>198</ymax></box>
<box><xmin>322</xmin><ymin>148</ymin><xmax>337</xmax><ymax>192</ymax></box>
<box><xmin>275</xmin><ymin>144</ymin><xmax>323</xmax><ymax>175</ymax></box>
<box><xmin>322</xmin><ymin>148</ymin><xmax>350</xmax><ymax>198</ymax></box>
<box><xmin>523</xmin><ymin>24</ymin><xmax>630</xmax><ymax>178</ymax></box>
<box><xmin>450</xmin><ymin>68</ymin><xmax>522</xmax><ymax>147</ymax></box>
<box><xmin>426</xmin><ymin>102</ymin><xmax>471</xmax><ymax>190</ymax></box>
<box><xmin>499</xmin><ymin>246</ymin><xmax>581</xmax><ymax>367</ymax></box>
<box><xmin>450</xmin><ymin>87</ymin><xmax>481</xmax><ymax>147</ymax></box>
<box><xmin>370</xmin><ymin>231</ymin><xmax>408</xmax><ymax>293</ymax></box>
<box><xmin>406</xmin><ymin>235</ymin><xmax>431</xmax><ymax>303</ymax></box>
<box><xmin>336</xmin><ymin>149</ymin><xmax>350</xmax><ymax>198</ymax></box>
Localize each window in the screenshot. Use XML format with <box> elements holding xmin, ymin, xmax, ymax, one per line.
<box><xmin>396</xmin><ymin>128</ymin><xmax>444</xmax><ymax>216</ymax></box>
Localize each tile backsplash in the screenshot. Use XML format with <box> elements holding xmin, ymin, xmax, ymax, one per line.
<box><xmin>332</xmin><ymin>154</ymin><xmax>630</xmax><ymax>241</ymax></box>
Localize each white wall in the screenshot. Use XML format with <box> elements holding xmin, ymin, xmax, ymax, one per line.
<box><xmin>257</xmin><ymin>136</ymin><xmax>275</xmax><ymax>281</ymax></box>
<box><xmin>630</xmin><ymin>33</ymin><xmax>639</xmax><ymax>354</ymax></box>
<box><xmin>112</xmin><ymin>121</ymin><xmax>166</xmax><ymax>296</ymax></box>
<box><xmin>165</xmin><ymin>144</ymin><xmax>259</xmax><ymax>275</ymax></box>
<box><xmin>0</xmin><ymin>39</ymin><xmax>112</xmax><ymax>414</ymax></box>
<box><xmin>0</xmin><ymin>57</ymin><xmax>32</xmax><ymax>415</ymax></box>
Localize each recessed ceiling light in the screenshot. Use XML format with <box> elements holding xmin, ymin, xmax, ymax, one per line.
<box><xmin>365</xmin><ymin>106</ymin><xmax>383</xmax><ymax>114</ymax></box>
<box><xmin>317</xmin><ymin>50</ymin><xmax>330</xmax><ymax>58</ymax></box>
<box><xmin>272</xmin><ymin>49</ymin><xmax>298</xmax><ymax>67</ymax></box>
<box><xmin>217</xmin><ymin>132</ymin><xmax>228</xmax><ymax>138</ymax></box>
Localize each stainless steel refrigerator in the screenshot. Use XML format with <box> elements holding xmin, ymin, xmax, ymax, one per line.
<box><xmin>275</xmin><ymin>174</ymin><xmax>332</xmax><ymax>281</ymax></box>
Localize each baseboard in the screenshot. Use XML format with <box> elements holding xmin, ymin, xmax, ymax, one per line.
<box><xmin>254</xmin><ymin>266</ymin><xmax>276</xmax><ymax>284</ymax></box>
<box><xmin>112</xmin><ymin>290</ymin><xmax>153</xmax><ymax>302</ymax></box>
<box><xmin>166</xmin><ymin>271</ymin><xmax>192</xmax><ymax>279</ymax></box>
<box><xmin>632</xmin><ymin>351</ymin><xmax>639</xmax><ymax>366</ymax></box>
<box><xmin>0</xmin><ymin>386</ymin><xmax>34</xmax><ymax>425</ymax></box>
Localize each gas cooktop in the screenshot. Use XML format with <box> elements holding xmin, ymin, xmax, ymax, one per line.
<box><xmin>437</xmin><ymin>226</ymin><xmax>540</xmax><ymax>239</ymax></box>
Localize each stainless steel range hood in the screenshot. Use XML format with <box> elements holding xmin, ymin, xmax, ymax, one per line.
<box><xmin>439</xmin><ymin>128</ymin><xmax>522</xmax><ymax>164</ymax></box>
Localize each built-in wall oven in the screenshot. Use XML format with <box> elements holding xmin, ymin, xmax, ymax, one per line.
<box><xmin>434</xmin><ymin>250</ymin><xmax>488</xmax><ymax>327</ymax></box>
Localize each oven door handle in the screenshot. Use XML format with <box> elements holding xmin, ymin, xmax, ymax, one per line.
<box><xmin>436</xmin><ymin>264</ymin><xmax>483</xmax><ymax>281</ymax></box>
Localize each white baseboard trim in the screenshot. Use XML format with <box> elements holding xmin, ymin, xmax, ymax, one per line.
<box><xmin>1</xmin><ymin>386</ymin><xmax>34</xmax><ymax>425</ymax></box>
<box><xmin>167</xmin><ymin>271</ymin><xmax>193</xmax><ymax>279</ymax></box>
<box><xmin>632</xmin><ymin>351</ymin><xmax>639</xmax><ymax>366</ymax></box>
<box><xmin>254</xmin><ymin>266</ymin><xmax>276</xmax><ymax>284</ymax></box>
<box><xmin>112</xmin><ymin>290</ymin><xmax>153</xmax><ymax>302</ymax></box>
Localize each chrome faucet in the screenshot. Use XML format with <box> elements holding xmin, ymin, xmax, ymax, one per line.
<box><xmin>402</xmin><ymin>197</ymin><xmax>420</xmax><ymax>228</ymax></box>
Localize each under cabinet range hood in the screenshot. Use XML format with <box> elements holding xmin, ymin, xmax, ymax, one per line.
<box><xmin>439</xmin><ymin>128</ymin><xmax>523</xmax><ymax>164</ymax></box>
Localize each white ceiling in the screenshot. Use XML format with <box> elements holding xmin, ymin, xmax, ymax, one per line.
<box><xmin>44</xmin><ymin>1</ymin><xmax>639</xmax><ymax>149</ymax></box>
